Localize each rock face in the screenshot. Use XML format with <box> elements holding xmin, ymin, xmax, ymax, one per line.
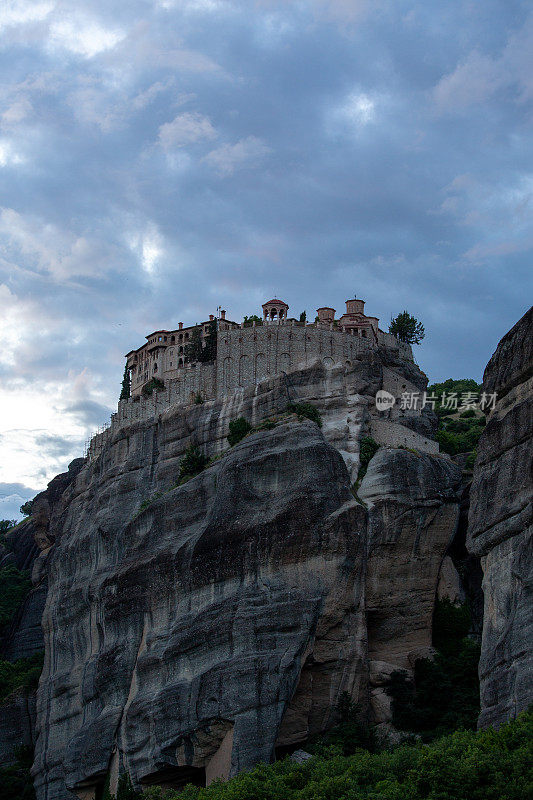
<box><xmin>33</xmin><ymin>421</ymin><xmax>368</xmax><ymax>798</ymax></box>
<box><xmin>6</xmin><ymin>354</ymin><xmax>461</xmax><ymax>799</ymax></box>
<box><xmin>467</xmin><ymin>306</ymin><xmax>533</xmax><ymax>729</ymax></box>
<box><xmin>359</xmin><ymin>449</ymin><xmax>462</xmax><ymax>726</ymax></box>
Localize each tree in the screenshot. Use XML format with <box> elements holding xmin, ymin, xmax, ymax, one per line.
<box><xmin>227</xmin><ymin>417</ymin><xmax>252</xmax><ymax>447</ymax></box>
<box><xmin>389</xmin><ymin>311</ymin><xmax>425</xmax><ymax>344</ymax></box>
<box><xmin>299</xmin><ymin>311</ymin><xmax>307</xmax><ymax>325</ymax></box>
<box><xmin>119</xmin><ymin>363</ymin><xmax>131</xmax><ymax>401</ymax></box>
<box><xmin>0</xmin><ymin>520</ymin><xmax>16</xmax><ymax>534</ymax></box>
<box><xmin>19</xmin><ymin>501</ymin><xmax>33</xmax><ymax>517</ymax></box>
<box><xmin>243</xmin><ymin>314</ymin><xmax>262</xmax><ymax>326</ymax></box>
<box><xmin>199</xmin><ymin>319</ymin><xmax>217</xmax><ymax>362</ymax></box>
<box><xmin>184</xmin><ymin>326</ymin><xmax>203</xmax><ymax>363</ymax></box>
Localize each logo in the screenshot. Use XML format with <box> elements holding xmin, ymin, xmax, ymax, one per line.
<box><xmin>375</xmin><ymin>390</ymin><xmax>395</xmax><ymax>411</ymax></box>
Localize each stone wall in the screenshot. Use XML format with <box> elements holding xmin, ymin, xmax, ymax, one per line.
<box><xmin>88</xmin><ymin>327</ymin><xmax>414</xmax><ymax>463</ymax></box>
<box><xmin>216</xmin><ymin>323</ymin><xmax>382</xmax><ymax>396</ymax></box>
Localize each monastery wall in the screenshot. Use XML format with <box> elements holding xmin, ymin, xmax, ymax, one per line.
<box><xmin>216</xmin><ymin>323</ymin><xmax>377</xmax><ymax>396</ymax></box>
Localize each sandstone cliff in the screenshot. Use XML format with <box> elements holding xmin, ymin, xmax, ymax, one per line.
<box><xmin>467</xmin><ymin>306</ymin><xmax>533</xmax><ymax>729</ymax></box>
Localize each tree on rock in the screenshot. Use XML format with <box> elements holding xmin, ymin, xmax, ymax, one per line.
<box><xmin>119</xmin><ymin>363</ymin><xmax>131</xmax><ymax>401</ymax></box>
<box><xmin>20</xmin><ymin>500</ymin><xmax>33</xmax><ymax>517</ymax></box>
<box><xmin>389</xmin><ymin>311</ymin><xmax>425</xmax><ymax>344</ymax></box>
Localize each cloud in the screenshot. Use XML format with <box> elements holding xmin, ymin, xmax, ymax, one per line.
<box><xmin>0</xmin><ymin>0</ymin><xmax>531</xmax><ymax>493</ymax></box>
<box><xmin>433</xmin><ymin>51</ymin><xmax>504</xmax><ymax>113</ymax></box>
<box><xmin>203</xmin><ymin>136</ymin><xmax>271</xmax><ymax>175</ymax></box>
<box><xmin>0</xmin><ymin>208</ymin><xmax>126</xmax><ymax>282</ymax></box>
<box><xmin>433</xmin><ymin>13</ymin><xmax>533</xmax><ymax>114</ymax></box>
<box><xmin>0</xmin><ymin>0</ymin><xmax>54</xmax><ymax>33</ymax></box>
<box><xmin>48</xmin><ymin>15</ymin><xmax>125</xmax><ymax>58</ymax></box>
<box><xmin>158</xmin><ymin>111</ymin><xmax>217</xmax><ymax>149</ymax></box>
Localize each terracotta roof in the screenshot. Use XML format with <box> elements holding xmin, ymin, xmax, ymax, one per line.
<box><xmin>262</xmin><ymin>298</ymin><xmax>289</xmax><ymax>306</ymax></box>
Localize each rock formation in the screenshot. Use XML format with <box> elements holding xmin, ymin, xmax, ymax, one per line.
<box><xmin>18</xmin><ymin>349</ymin><xmax>466</xmax><ymax>800</ymax></box>
<box><xmin>467</xmin><ymin>306</ymin><xmax>533</xmax><ymax>729</ymax></box>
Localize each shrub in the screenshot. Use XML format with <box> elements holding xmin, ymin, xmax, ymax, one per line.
<box><xmin>0</xmin><ymin>566</ymin><xmax>32</xmax><ymax>629</ymax></box>
<box><xmin>178</xmin><ymin>445</ymin><xmax>209</xmax><ymax>482</ymax></box>
<box><xmin>0</xmin><ymin>652</ymin><xmax>44</xmax><ymax>702</ymax></box>
<box><xmin>0</xmin><ymin>746</ymin><xmax>36</xmax><ymax>800</ymax></box>
<box><xmin>465</xmin><ymin>450</ymin><xmax>477</xmax><ymax>469</ymax></box>
<box><xmin>287</xmin><ymin>403</ymin><xmax>322</xmax><ymax>427</ymax></box>
<box><xmin>357</xmin><ymin>436</ymin><xmax>380</xmax><ymax>480</ymax></box>
<box><xmin>459</xmin><ymin>409</ymin><xmax>476</xmax><ymax>418</ymax></box>
<box><xmin>139</xmin><ymin>710</ymin><xmax>533</xmax><ymax>800</ymax></box>
<box><xmin>310</xmin><ymin>693</ymin><xmax>376</xmax><ymax>756</ymax></box>
<box><xmin>389</xmin><ymin>598</ymin><xmax>480</xmax><ymax>740</ymax></box>
<box><xmin>227</xmin><ymin>417</ymin><xmax>252</xmax><ymax>446</ymax></box>
<box><xmin>142</xmin><ymin>377</ymin><xmax>165</xmax><ymax>397</ymax></box>
<box><xmin>194</xmin><ymin>392</ymin><xmax>204</xmax><ymax>404</ymax></box>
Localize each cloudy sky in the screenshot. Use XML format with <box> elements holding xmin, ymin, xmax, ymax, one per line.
<box><xmin>0</xmin><ymin>0</ymin><xmax>531</xmax><ymax>519</ymax></box>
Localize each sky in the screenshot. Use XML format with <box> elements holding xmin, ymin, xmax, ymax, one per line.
<box><xmin>0</xmin><ymin>0</ymin><xmax>532</xmax><ymax>520</ymax></box>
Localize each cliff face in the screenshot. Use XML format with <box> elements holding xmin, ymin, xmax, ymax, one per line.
<box><xmin>33</xmin><ymin>420</ymin><xmax>368</xmax><ymax>798</ymax></box>
<box><xmin>0</xmin><ymin>352</ymin><xmax>461</xmax><ymax>799</ymax></box>
<box><xmin>467</xmin><ymin>306</ymin><xmax>533</xmax><ymax>729</ymax></box>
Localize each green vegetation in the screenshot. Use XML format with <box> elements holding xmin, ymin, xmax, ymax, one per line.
<box><xmin>103</xmin><ymin>773</ymin><xmax>143</xmax><ymax>800</ymax></box>
<box><xmin>178</xmin><ymin>445</ymin><xmax>209</xmax><ymax>482</ymax></box>
<box><xmin>287</xmin><ymin>402</ymin><xmax>322</xmax><ymax>427</ymax></box>
<box><xmin>389</xmin><ymin>598</ymin><xmax>480</xmax><ymax>741</ymax></box>
<box><xmin>137</xmin><ymin>492</ymin><xmax>164</xmax><ymax>514</ymax></box>
<box><xmin>427</xmin><ymin>379</ymin><xmax>484</xmax><ymax>463</ymax></box>
<box><xmin>0</xmin><ymin>566</ymin><xmax>32</xmax><ymax>629</ymax></box>
<box><xmin>120</xmin><ymin>363</ymin><xmax>131</xmax><ymax>401</ymax></box>
<box><xmin>0</xmin><ymin>519</ymin><xmax>16</xmax><ymax>534</ymax></box>
<box><xmin>243</xmin><ymin>315</ymin><xmax>262</xmax><ymax>326</ymax></box>
<box><xmin>357</xmin><ymin>436</ymin><xmax>380</xmax><ymax>481</ymax></box>
<box><xmin>299</xmin><ymin>311</ymin><xmax>307</xmax><ymax>325</ymax></box>
<box><xmin>142</xmin><ymin>377</ymin><xmax>165</xmax><ymax>396</ymax></box>
<box><xmin>194</xmin><ymin>392</ymin><xmax>204</xmax><ymax>404</ymax></box>
<box><xmin>0</xmin><ymin>746</ymin><xmax>36</xmax><ymax>800</ymax></box>
<box><xmin>227</xmin><ymin>417</ymin><xmax>253</xmax><ymax>447</ymax></box>
<box><xmin>19</xmin><ymin>500</ymin><xmax>33</xmax><ymax>517</ymax></box>
<box><xmin>142</xmin><ymin>709</ymin><xmax>532</xmax><ymax>800</ymax></box>
<box><xmin>0</xmin><ymin>652</ymin><xmax>44</xmax><ymax>702</ymax></box>
<box><xmin>308</xmin><ymin>694</ymin><xmax>377</xmax><ymax>756</ymax></box>
<box><xmin>184</xmin><ymin>320</ymin><xmax>218</xmax><ymax>363</ymax></box>
<box><xmin>389</xmin><ymin>311</ymin><xmax>425</xmax><ymax>345</ymax></box>
<box><xmin>201</xmin><ymin>319</ymin><xmax>218</xmax><ymax>362</ymax></box>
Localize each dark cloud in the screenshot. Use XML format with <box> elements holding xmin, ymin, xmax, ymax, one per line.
<box><xmin>0</xmin><ymin>0</ymin><xmax>532</xmax><ymax>488</ymax></box>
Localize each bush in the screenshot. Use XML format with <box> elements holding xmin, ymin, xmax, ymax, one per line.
<box><xmin>357</xmin><ymin>436</ymin><xmax>380</xmax><ymax>480</ymax></box>
<box><xmin>0</xmin><ymin>566</ymin><xmax>32</xmax><ymax>629</ymax></box>
<box><xmin>389</xmin><ymin>598</ymin><xmax>480</xmax><ymax>740</ymax></box>
<box><xmin>0</xmin><ymin>652</ymin><xmax>44</xmax><ymax>702</ymax></box>
<box><xmin>142</xmin><ymin>377</ymin><xmax>165</xmax><ymax>396</ymax></box>
<box><xmin>287</xmin><ymin>403</ymin><xmax>322</xmax><ymax>427</ymax></box>
<box><xmin>0</xmin><ymin>746</ymin><xmax>36</xmax><ymax>800</ymax></box>
<box><xmin>227</xmin><ymin>417</ymin><xmax>253</xmax><ymax>447</ymax></box>
<box><xmin>178</xmin><ymin>445</ymin><xmax>209</xmax><ymax>482</ymax></box>
<box><xmin>140</xmin><ymin>710</ymin><xmax>533</xmax><ymax>800</ymax></box>
<box><xmin>309</xmin><ymin>693</ymin><xmax>376</xmax><ymax>756</ymax></box>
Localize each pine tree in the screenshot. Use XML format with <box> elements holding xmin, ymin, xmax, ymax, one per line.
<box><xmin>199</xmin><ymin>318</ymin><xmax>217</xmax><ymax>362</ymax></box>
<box><xmin>389</xmin><ymin>311</ymin><xmax>425</xmax><ymax>345</ymax></box>
<box><xmin>119</xmin><ymin>364</ymin><xmax>131</xmax><ymax>401</ymax></box>
<box><xmin>184</xmin><ymin>326</ymin><xmax>203</xmax><ymax>363</ymax></box>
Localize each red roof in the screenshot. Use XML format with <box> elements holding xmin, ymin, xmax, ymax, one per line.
<box><xmin>262</xmin><ymin>298</ymin><xmax>289</xmax><ymax>307</ymax></box>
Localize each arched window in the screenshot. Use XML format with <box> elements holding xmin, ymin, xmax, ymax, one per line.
<box><xmin>153</xmin><ymin>363</ymin><xmax>158</xmax><ymax>372</ymax></box>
